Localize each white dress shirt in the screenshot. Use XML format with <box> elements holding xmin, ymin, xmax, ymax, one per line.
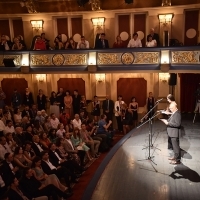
<box><xmin>127</xmin><ymin>38</ymin><xmax>142</xmax><ymax>48</ymax></box>
<box><xmin>146</xmin><ymin>40</ymin><xmax>156</xmax><ymax>47</ymax></box>
<box><xmin>34</xmin><ymin>142</ymin><xmax>43</xmax><ymax>152</ymax></box>
<box><xmin>0</xmin><ymin>175</ymin><xmax>5</xmax><ymax>187</ymax></box>
<box><xmin>0</xmin><ymin>143</ymin><xmax>12</xmax><ymax>161</ymax></box>
<box><xmin>72</xmin><ymin>119</ymin><xmax>82</xmax><ymax>130</ymax></box>
<box><xmin>77</xmin><ymin>40</ymin><xmax>89</xmax><ymax>49</ymax></box>
<box><xmin>53</xmin><ymin>151</ymin><xmax>62</xmax><ymax>163</ymax></box>
<box><xmin>50</xmin><ymin>118</ymin><xmax>60</xmax><ymax>129</ymax></box>
<box><xmin>114</xmin><ymin>101</ymin><xmax>125</xmax><ymax>116</ymax></box>
<box><xmin>44</xmin><ymin>159</ymin><xmax>56</xmax><ymax>170</ymax></box>
<box><xmin>4</xmin><ymin>126</ymin><xmax>15</xmax><ymax>134</ymax></box>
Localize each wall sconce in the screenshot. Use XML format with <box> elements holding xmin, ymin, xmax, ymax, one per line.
<box><xmin>91</xmin><ymin>17</ymin><xmax>105</xmax><ymax>30</ymax></box>
<box><xmin>30</xmin><ymin>20</ymin><xmax>44</xmax><ymax>31</ymax></box>
<box><xmin>159</xmin><ymin>73</ymin><xmax>170</xmax><ymax>83</ymax></box>
<box><xmin>36</xmin><ymin>74</ymin><xmax>46</xmax><ymax>82</ymax></box>
<box><xmin>158</xmin><ymin>14</ymin><xmax>173</xmax><ymax>26</ymax></box>
<box><xmin>95</xmin><ymin>74</ymin><xmax>105</xmax><ymax>83</ymax></box>
<box><xmin>88</xmin><ymin>52</ymin><xmax>97</xmax><ymax>65</ymax></box>
<box><xmin>161</xmin><ymin>50</ymin><xmax>170</xmax><ymax>64</ymax></box>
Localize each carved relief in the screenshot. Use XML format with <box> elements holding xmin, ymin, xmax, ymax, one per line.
<box><xmin>134</xmin><ymin>52</ymin><xmax>159</xmax><ymax>64</ymax></box>
<box><xmin>172</xmin><ymin>51</ymin><xmax>199</xmax><ymax>63</ymax></box>
<box><xmin>52</xmin><ymin>54</ymin><xmax>65</xmax><ymax>66</ymax></box>
<box><xmin>0</xmin><ymin>55</ymin><xmax>21</xmax><ymax>66</ymax></box>
<box><xmin>97</xmin><ymin>53</ymin><xmax>121</xmax><ymax>65</ymax></box>
<box><xmin>64</xmin><ymin>54</ymin><xmax>87</xmax><ymax>65</ymax></box>
<box><xmin>31</xmin><ymin>55</ymin><xmax>51</xmax><ymax>65</ymax></box>
<box><xmin>121</xmin><ymin>53</ymin><xmax>134</xmax><ymax>65</ymax></box>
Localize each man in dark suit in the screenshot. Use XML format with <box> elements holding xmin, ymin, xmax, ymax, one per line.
<box><xmin>72</xmin><ymin>90</ymin><xmax>81</xmax><ymax>115</ymax></box>
<box><xmin>102</xmin><ymin>95</ymin><xmax>114</xmax><ymax>123</ymax></box>
<box><xmin>32</xmin><ymin>135</ymin><xmax>44</xmax><ymax>156</ymax></box>
<box><xmin>95</xmin><ymin>33</ymin><xmax>109</xmax><ymax>49</ymax></box>
<box><xmin>160</xmin><ymin>102</ymin><xmax>181</xmax><ymax>165</ymax></box>
<box><xmin>1</xmin><ymin>153</ymin><xmax>20</xmax><ymax>187</ymax></box>
<box><xmin>147</xmin><ymin>28</ymin><xmax>160</xmax><ymax>46</ymax></box>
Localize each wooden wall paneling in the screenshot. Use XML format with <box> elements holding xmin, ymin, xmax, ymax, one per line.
<box><xmin>134</xmin><ymin>14</ymin><xmax>146</xmax><ymax>47</ymax></box>
<box><xmin>57</xmin><ymin>78</ymin><xmax>85</xmax><ymax>96</ymax></box>
<box><xmin>71</xmin><ymin>17</ymin><xmax>83</xmax><ymax>37</ymax></box>
<box><xmin>184</xmin><ymin>10</ymin><xmax>199</xmax><ymax>46</ymax></box>
<box><xmin>0</xmin><ymin>20</ymin><xmax>10</xmax><ymax>38</ymax></box>
<box><xmin>12</xmin><ymin>19</ymin><xmax>24</xmax><ymax>38</ymax></box>
<box><xmin>57</xmin><ymin>18</ymin><xmax>68</xmax><ymax>36</ymax></box>
<box><xmin>1</xmin><ymin>78</ymin><xmax>28</xmax><ymax>106</ymax></box>
<box><xmin>118</xmin><ymin>15</ymin><xmax>130</xmax><ymax>46</ymax></box>
<box><xmin>117</xmin><ymin>78</ymin><xmax>147</xmax><ymax>107</ymax></box>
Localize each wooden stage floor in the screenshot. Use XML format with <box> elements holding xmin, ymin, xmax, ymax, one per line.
<box><xmin>89</xmin><ymin>115</ymin><xmax>200</xmax><ymax>200</ymax></box>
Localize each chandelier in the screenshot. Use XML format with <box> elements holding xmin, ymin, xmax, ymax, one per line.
<box><xmin>89</xmin><ymin>0</ymin><xmax>101</xmax><ymax>11</ymax></box>
<box><xmin>20</xmin><ymin>0</ymin><xmax>39</xmax><ymax>13</ymax></box>
<box><xmin>161</xmin><ymin>0</ymin><xmax>171</xmax><ymax>6</ymax></box>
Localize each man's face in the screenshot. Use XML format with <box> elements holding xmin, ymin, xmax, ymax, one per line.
<box><xmin>42</xmin><ymin>153</ymin><xmax>49</xmax><ymax>160</ymax></box>
<box><xmin>74</xmin><ymin>91</ymin><xmax>78</xmax><ymax>95</ymax></box>
<box><xmin>8</xmin><ymin>122</ymin><xmax>12</xmax><ymax>127</ymax></box>
<box><xmin>15</xmin><ymin>127</ymin><xmax>22</xmax><ymax>134</ymax></box>
<box><xmin>34</xmin><ymin>136</ymin><xmax>40</xmax><ymax>143</ymax></box>
<box><xmin>150</xmin><ymin>29</ymin><xmax>154</xmax><ymax>35</ymax></box>
<box><xmin>7</xmin><ymin>153</ymin><xmax>14</xmax><ymax>162</ymax></box>
<box><xmin>81</xmin><ymin>37</ymin><xmax>85</xmax><ymax>43</ymax></box>
<box><xmin>26</xmin><ymin>169</ymin><xmax>33</xmax><ymax>177</ymax></box>
<box><xmin>50</xmin><ymin>144</ymin><xmax>56</xmax><ymax>151</ymax></box>
<box><xmin>59</xmin><ymin>88</ymin><xmax>63</xmax><ymax>93</ymax></box>
<box><xmin>65</xmin><ymin>133</ymin><xmax>70</xmax><ymax>139</ymax></box>
<box><xmin>101</xmin><ymin>35</ymin><xmax>105</xmax><ymax>40</ymax></box>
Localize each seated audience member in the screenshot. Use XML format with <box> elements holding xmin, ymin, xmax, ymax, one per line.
<box><xmin>50</xmin><ymin>113</ymin><xmax>60</xmax><ymax>129</ymax></box>
<box><xmin>0</xmin><ymin>136</ymin><xmax>12</xmax><ymax>161</ymax></box>
<box><xmin>65</xmin><ymin>37</ymin><xmax>76</xmax><ymax>49</ymax></box>
<box><xmin>71</xmin><ymin>127</ymin><xmax>93</xmax><ymax>161</ymax></box>
<box><xmin>33</xmin><ymin>120</ymin><xmax>44</xmax><ymax>135</ymax></box>
<box><xmin>0</xmin><ymin>35</ymin><xmax>10</xmax><ymax>50</ymax></box>
<box><xmin>32</xmin><ymin>135</ymin><xmax>44</xmax><ymax>156</ymax></box>
<box><xmin>146</xmin><ymin>35</ymin><xmax>157</xmax><ymax>47</ymax></box>
<box><xmin>43</xmin><ymin>116</ymin><xmax>53</xmax><ymax>133</ymax></box>
<box><xmin>11</xmin><ymin>89</ymin><xmax>22</xmax><ymax>109</ymax></box>
<box><xmin>20</xmin><ymin>167</ymin><xmax>69</xmax><ymax>200</ymax></box>
<box><xmin>4</xmin><ymin>105</ymin><xmax>13</xmax><ymax>121</ymax></box>
<box><xmin>21</xmin><ymin>116</ymin><xmax>30</xmax><ymax>131</ymax></box>
<box><xmin>35</xmin><ymin>111</ymin><xmax>45</xmax><ymax>124</ymax></box>
<box><xmin>81</xmin><ymin>123</ymin><xmax>100</xmax><ymax>158</ymax></box>
<box><xmin>1</xmin><ymin>153</ymin><xmax>20</xmax><ymax>187</ymax></box>
<box><xmin>59</xmin><ymin>111</ymin><xmax>70</xmax><ymax>127</ymax></box>
<box><xmin>25</xmin><ymin>125</ymin><xmax>34</xmax><ymax>142</ymax></box>
<box><xmin>2</xmin><ymin>111</ymin><xmax>13</xmax><ymax>126</ymax></box>
<box><xmin>147</xmin><ymin>28</ymin><xmax>160</xmax><ymax>46</ymax></box>
<box><xmin>41</xmin><ymin>32</ymin><xmax>50</xmax><ymax>50</ymax></box>
<box><xmin>48</xmin><ymin>143</ymin><xmax>83</xmax><ymax>177</ymax></box>
<box><xmin>95</xmin><ymin>33</ymin><xmax>109</xmax><ymax>49</ymax></box>
<box><xmin>127</xmin><ymin>32</ymin><xmax>142</xmax><ymax>48</ymax></box>
<box><xmin>79</xmin><ymin>110</ymin><xmax>89</xmax><ymax>123</ymax></box>
<box><xmin>56</xmin><ymin>123</ymin><xmax>66</xmax><ymax>138</ymax></box>
<box><xmin>54</xmin><ymin>37</ymin><xmax>63</xmax><ymax>50</ymax></box>
<box><xmin>48</xmin><ymin>128</ymin><xmax>57</xmax><ymax>143</ymax></box>
<box><xmin>63</xmin><ymin>132</ymin><xmax>86</xmax><ymax>167</ymax></box>
<box><xmin>65</xmin><ymin>119</ymin><xmax>74</xmax><ymax>133</ymax></box>
<box><xmin>32</xmin><ymin>156</ymin><xmax>68</xmax><ymax>192</ymax></box>
<box><xmin>39</xmin><ymin>132</ymin><xmax>51</xmax><ymax>149</ymax></box>
<box><xmin>113</xmin><ymin>35</ymin><xmax>125</xmax><ymax>48</ymax></box>
<box><xmin>22</xmin><ymin>105</ymin><xmax>33</xmax><ymax>119</ymax></box>
<box><xmin>23</xmin><ymin>88</ymin><xmax>34</xmax><ymax>108</ymax></box>
<box><xmin>0</xmin><ymin>172</ymin><xmax>7</xmax><ymax>199</ymax></box>
<box><xmin>4</xmin><ymin>120</ymin><xmax>15</xmax><ymax>134</ymax></box>
<box><xmin>13</xmin><ymin>108</ymin><xmax>22</xmax><ymax>125</ymax></box>
<box><xmin>77</xmin><ymin>35</ymin><xmax>89</xmax><ymax>49</ymax></box>
<box><xmin>41</xmin><ymin>110</ymin><xmax>48</xmax><ymax>118</ymax></box>
<box><xmin>97</xmin><ymin>114</ymin><xmax>113</xmax><ymax>146</ymax></box>
<box><xmin>8</xmin><ymin>176</ymin><xmax>48</xmax><ymax>200</ymax></box>
<box><xmin>12</xmin><ymin>37</ymin><xmax>23</xmax><ymax>50</ymax></box>
<box><xmin>6</xmin><ymin>132</ymin><xmax>17</xmax><ymax>152</ymax></box>
<box><xmin>33</xmin><ymin>36</ymin><xmax>46</xmax><ymax>50</ymax></box>
<box><xmin>55</xmin><ymin>137</ymin><xmax>69</xmax><ymax>159</ymax></box>
<box><xmin>23</xmin><ymin>141</ymin><xmax>36</xmax><ymax>161</ymax></box>
<box><xmin>16</xmin><ymin>35</ymin><xmax>27</xmax><ymax>50</ymax></box>
<box><xmin>30</xmin><ymin>104</ymin><xmax>38</xmax><ymax>119</ymax></box>
<box><xmin>72</xmin><ymin>114</ymin><xmax>82</xmax><ymax>130</ymax></box>
<box><xmin>13</xmin><ymin>126</ymin><xmax>26</xmax><ymax>146</ymax></box>
<box><xmin>40</xmin><ymin>151</ymin><xmax>73</xmax><ymax>190</ymax></box>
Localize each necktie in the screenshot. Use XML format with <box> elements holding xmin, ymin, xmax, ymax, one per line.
<box><xmin>102</xmin><ymin>40</ymin><xmax>105</xmax><ymax>48</ymax></box>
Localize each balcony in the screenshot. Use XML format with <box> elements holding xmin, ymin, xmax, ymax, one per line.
<box><xmin>0</xmin><ymin>46</ymin><xmax>200</xmax><ymax>73</ymax></box>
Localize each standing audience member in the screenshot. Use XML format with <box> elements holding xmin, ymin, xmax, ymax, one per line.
<box><xmin>146</xmin><ymin>92</ymin><xmax>155</xmax><ymax>119</ymax></box>
<box><xmin>115</xmin><ymin>95</ymin><xmax>124</xmax><ymax>133</ymax></box>
<box><xmin>57</xmin><ymin>88</ymin><xmax>65</xmax><ymax>113</ymax></box>
<box><xmin>49</xmin><ymin>91</ymin><xmax>60</xmax><ymax>118</ymax></box>
<box><xmin>80</xmin><ymin>95</ymin><xmax>87</xmax><ymax>113</ymax></box>
<box><xmin>72</xmin><ymin>90</ymin><xmax>81</xmax><ymax>115</ymax></box>
<box><xmin>92</xmin><ymin>96</ymin><xmax>100</xmax><ymax>122</ymax></box>
<box><xmin>11</xmin><ymin>89</ymin><xmax>21</xmax><ymax>109</ymax></box>
<box><xmin>95</xmin><ymin>33</ymin><xmax>109</xmax><ymax>49</ymax></box>
<box><xmin>129</xmin><ymin>97</ymin><xmax>139</xmax><ymax>127</ymax></box>
<box><xmin>37</xmin><ymin>89</ymin><xmax>47</xmax><ymax>111</ymax></box>
<box><xmin>23</xmin><ymin>88</ymin><xmax>34</xmax><ymax>108</ymax></box>
<box><xmin>102</xmin><ymin>95</ymin><xmax>114</xmax><ymax>123</ymax></box>
<box><xmin>64</xmin><ymin>90</ymin><xmax>73</xmax><ymax>117</ymax></box>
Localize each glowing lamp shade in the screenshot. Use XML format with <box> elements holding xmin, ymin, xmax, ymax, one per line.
<box><xmin>30</xmin><ymin>20</ymin><xmax>44</xmax><ymax>31</ymax></box>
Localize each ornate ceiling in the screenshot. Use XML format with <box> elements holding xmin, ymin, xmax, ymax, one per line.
<box><xmin>0</xmin><ymin>0</ymin><xmax>199</xmax><ymax>14</ymax></box>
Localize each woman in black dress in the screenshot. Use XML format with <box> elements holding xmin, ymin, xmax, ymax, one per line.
<box><xmin>121</xmin><ymin>104</ymin><xmax>132</xmax><ymax>135</ymax></box>
<box><xmin>129</xmin><ymin>96</ymin><xmax>138</xmax><ymax>127</ymax></box>
<box><xmin>49</xmin><ymin>91</ymin><xmax>60</xmax><ymax>118</ymax></box>
<box><xmin>80</xmin><ymin>95</ymin><xmax>87</xmax><ymax>113</ymax></box>
<box><xmin>23</xmin><ymin>88</ymin><xmax>34</xmax><ymax>107</ymax></box>
<box><xmin>37</xmin><ymin>89</ymin><xmax>47</xmax><ymax>111</ymax></box>
<box><xmin>92</xmin><ymin>96</ymin><xmax>100</xmax><ymax>122</ymax></box>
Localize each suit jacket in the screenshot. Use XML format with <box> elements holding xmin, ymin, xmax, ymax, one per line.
<box><xmin>41</xmin><ymin>160</ymin><xmax>57</xmax><ymax>175</ymax></box>
<box><xmin>8</xmin><ymin>188</ymin><xmax>27</xmax><ymax>200</ymax></box>
<box><xmin>48</xmin><ymin>149</ymin><xmax>63</xmax><ymax>167</ymax></box>
<box><xmin>167</xmin><ymin>110</ymin><xmax>181</xmax><ymax>138</ymax></box>
<box><xmin>31</xmin><ymin>142</ymin><xmax>44</xmax><ymax>156</ymax></box>
<box><xmin>63</xmin><ymin>139</ymin><xmax>76</xmax><ymax>153</ymax></box>
<box><xmin>147</xmin><ymin>33</ymin><xmax>160</xmax><ymax>46</ymax></box>
<box><xmin>102</xmin><ymin>99</ymin><xmax>114</xmax><ymax>113</ymax></box>
<box><xmin>95</xmin><ymin>39</ymin><xmax>109</xmax><ymax>49</ymax></box>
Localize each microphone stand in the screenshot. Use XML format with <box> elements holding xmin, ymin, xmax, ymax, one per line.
<box><xmin>137</xmin><ymin>100</ymin><xmax>162</xmax><ymax>165</ymax></box>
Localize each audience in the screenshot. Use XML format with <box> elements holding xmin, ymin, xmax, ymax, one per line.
<box><xmin>77</xmin><ymin>35</ymin><xmax>89</xmax><ymax>49</ymax></box>
<box><xmin>127</xmin><ymin>32</ymin><xmax>142</xmax><ymax>48</ymax></box>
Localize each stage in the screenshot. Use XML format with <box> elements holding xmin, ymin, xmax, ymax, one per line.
<box><xmin>82</xmin><ymin>114</ymin><xmax>200</xmax><ymax>200</ymax></box>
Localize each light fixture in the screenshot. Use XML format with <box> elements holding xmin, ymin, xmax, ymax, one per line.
<box><xmin>88</xmin><ymin>52</ymin><xmax>97</xmax><ymax>65</ymax></box>
<box><xmin>95</xmin><ymin>74</ymin><xmax>105</xmax><ymax>83</ymax></box>
<box><xmin>30</xmin><ymin>20</ymin><xmax>44</xmax><ymax>31</ymax></box>
<box><xmin>91</xmin><ymin>17</ymin><xmax>105</xmax><ymax>30</ymax></box>
<box><xmin>158</xmin><ymin>14</ymin><xmax>174</xmax><ymax>26</ymax></box>
<box><xmin>161</xmin><ymin>0</ymin><xmax>171</xmax><ymax>6</ymax></box>
<box><xmin>159</xmin><ymin>73</ymin><xmax>170</xmax><ymax>83</ymax></box>
<box><xmin>36</xmin><ymin>74</ymin><xmax>46</xmax><ymax>82</ymax></box>
<box><xmin>89</xmin><ymin>0</ymin><xmax>101</xmax><ymax>11</ymax></box>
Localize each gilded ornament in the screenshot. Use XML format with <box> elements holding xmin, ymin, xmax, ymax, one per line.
<box><xmin>134</xmin><ymin>52</ymin><xmax>159</xmax><ymax>64</ymax></box>
<box><xmin>52</xmin><ymin>54</ymin><xmax>65</xmax><ymax>66</ymax></box>
<box><xmin>2</xmin><ymin>55</ymin><xmax>21</xmax><ymax>66</ymax></box>
<box><xmin>31</xmin><ymin>55</ymin><xmax>51</xmax><ymax>65</ymax></box>
<box><xmin>121</xmin><ymin>53</ymin><xmax>134</xmax><ymax>65</ymax></box>
<box><xmin>172</xmin><ymin>51</ymin><xmax>198</xmax><ymax>63</ymax></box>
<box><xmin>97</xmin><ymin>53</ymin><xmax>121</xmax><ymax>65</ymax></box>
<box><xmin>64</xmin><ymin>54</ymin><xmax>87</xmax><ymax>65</ymax></box>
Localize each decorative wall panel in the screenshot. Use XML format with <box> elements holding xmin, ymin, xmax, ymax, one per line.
<box><xmin>171</xmin><ymin>51</ymin><xmax>199</xmax><ymax>64</ymax></box>
<box><xmin>0</xmin><ymin>55</ymin><xmax>21</xmax><ymax>66</ymax></box>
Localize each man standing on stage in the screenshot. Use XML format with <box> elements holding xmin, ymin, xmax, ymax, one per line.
<box><xmin>160</xmin><ymin>102</ymin><xmax>181</xmax><ymax>165</ymax></box>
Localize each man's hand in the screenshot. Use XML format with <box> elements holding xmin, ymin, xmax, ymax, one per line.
<box><xmin>13</xmin><ymin>166</ymin><xmax>19</xmax><ymax>173</ymax></box>
<box><xmin>109</xmin><ymin>120</ymin><xmax>112</xmax><ymax>124</ymax></box>
<box><xmin>160</xmin><ymin>119</ymin><xmax>168</xmax><ymax>125</ymax></box>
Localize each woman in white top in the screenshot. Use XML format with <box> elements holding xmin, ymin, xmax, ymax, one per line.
<box><xmin>13</xmin><ymin>108</ymin><xmax>22</xmax><ymax>125</ymax></box>
<box><xmin>127</xmin><ymin>33</ymin><xmax>142</xmax><ymax>48</ymax></box>
<box><xmin>146</xmin><ymin>35</ymin><xmax>157</xmax><ymax>47</ymax></box>
<box><xmin>115</xmin><ymin>95</ymin><xmax>125</xmax><ymax>132</ymax></box>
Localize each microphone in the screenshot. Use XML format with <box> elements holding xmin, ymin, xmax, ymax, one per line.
<box><xmin>155</xmin><ymin>98</ymin><xmax>163</xmax><ymax>103</ymax></box>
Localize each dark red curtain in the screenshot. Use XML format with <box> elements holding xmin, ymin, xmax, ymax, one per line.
<box><xmin>180</xmin><ymin>74</ymin><xmax>200</xmax><ymax>112</ymax></box>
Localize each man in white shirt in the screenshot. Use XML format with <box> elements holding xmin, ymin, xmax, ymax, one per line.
<box><xmin>0</xmin><ymin>136</ymin><xmax>12</xmax><ymax>161</ymax></box>
<box><xmin>50</xmin><ymin>113</ymin><xmax>60</xmax><ymax>129</ymax></box>
<box><xmin>72</xmin><ymin>114</ymin><xmax>82</xmax><ymax>130</ymax></box>
<box><xmin>4</xmin><ymin>120</ymin><xmax>15</xmax><ymax>134</ymax></box>
<box><xmin>77</xmin><ymin>36</ymin><xmax>89</xmax><ymax>49</ymax></box>
<box><xmin>127</xmin><ymin>32</ymin><xmax>142</xmax><ymax>48</ymax></box>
